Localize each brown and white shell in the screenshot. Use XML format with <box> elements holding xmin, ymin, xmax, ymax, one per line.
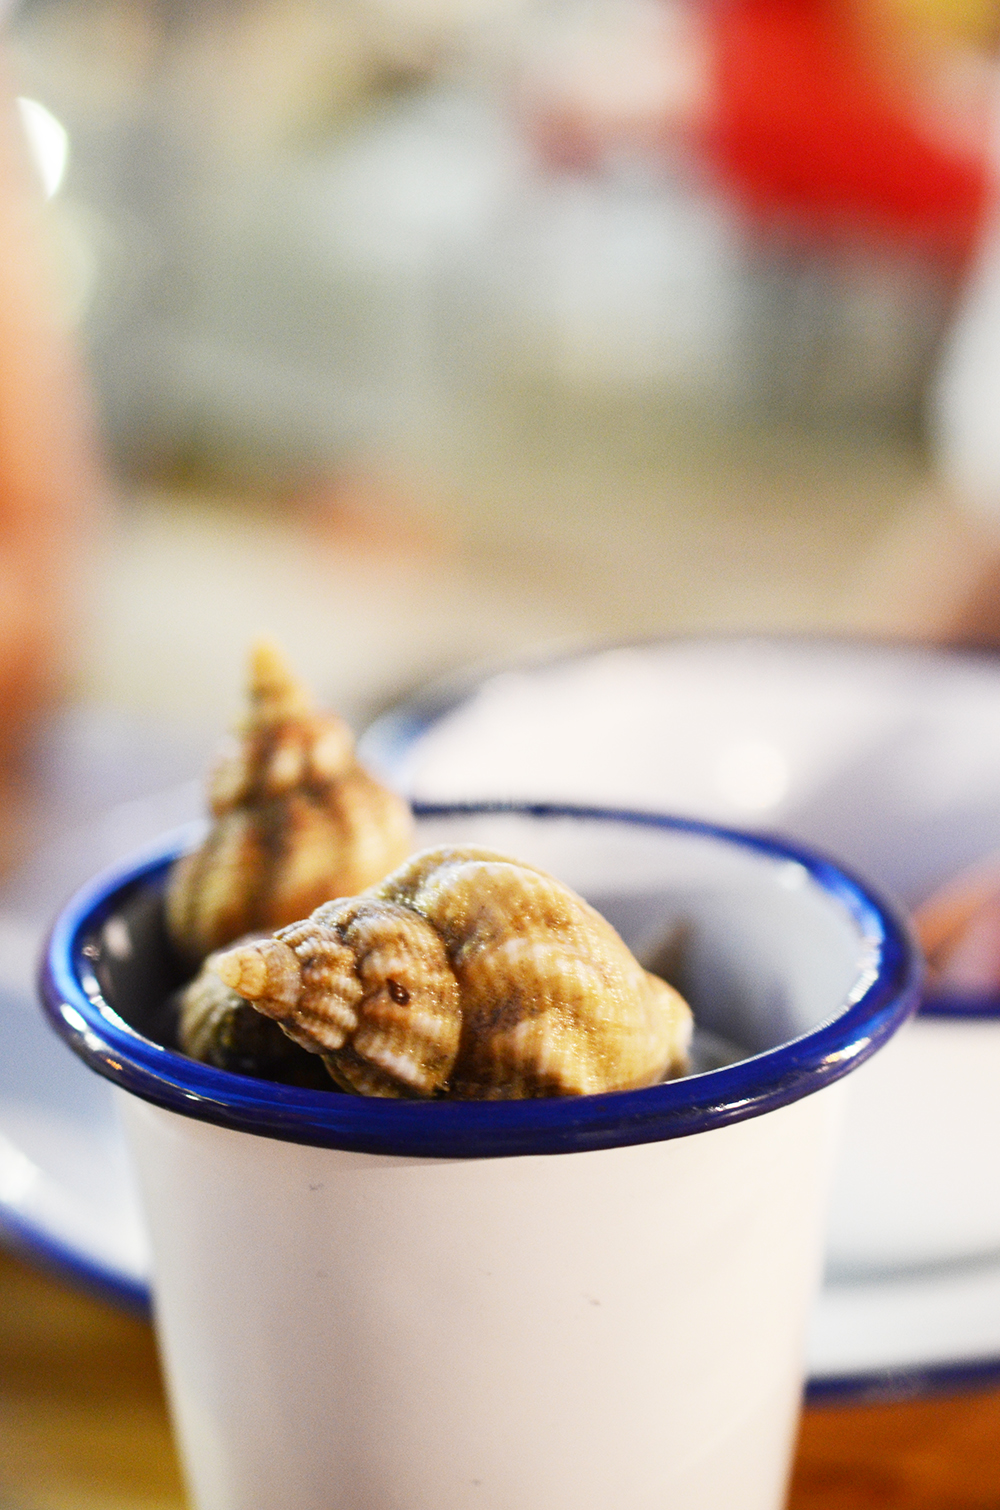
<box><xmin>176</xmin><ymin>936</ymin><xmax>331</xmax><ymax>1087</ymax></box>
<box><xmin>165</xmin><ymin>642</ymin><xmax>414</xmax><ymax>966</ymax></box>
<box><xmin>211</xmin><ymin>845</ymin><xmax>694</xmax><ymax>1099</ymax></box>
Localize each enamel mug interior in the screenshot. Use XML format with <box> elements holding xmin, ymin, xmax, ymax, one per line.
<box><xmin>40</xmin><ymin>805</ymin><xmax>917</xmax><ymax>1510</ymax></box>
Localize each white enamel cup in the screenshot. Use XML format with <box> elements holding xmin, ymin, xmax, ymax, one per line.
<box><xmin>40</xmin><ymin>804</ymin><xmax>917</xmax><ymax>1510</ymax></box>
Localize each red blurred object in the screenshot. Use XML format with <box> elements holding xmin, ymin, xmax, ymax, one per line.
<box><xmin>705</xmin><ymin>0</ymin><xmax>989</xmax><ymax>261</ymax></box>
<box><xmin>524</xmin><ymin>0</ymin><xmax>991</xmax><ymax>264</ymax></box>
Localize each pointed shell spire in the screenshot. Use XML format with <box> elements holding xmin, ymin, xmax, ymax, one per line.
<box><xmin>213</xmin><ymin>935</ymin><xmax>301</xmax><ymax>1006</ymax></box>
<box><xmin>165</xmin><ymin>643</ymin><xmax>414</xmax><ymax>965</ymax></box>
<box><xmin>244</xmin><ymin>639</ymin><xmax>313</xmax><ymax>725</ymax></box>
<box><xmin>211</xmin><ymin>846</ymin><xmax>693</xmax><ymax>1099</ymax></box>
<box><xmin>176</xmin><ymin>935</ymin><xmax>331</xmax><ymax>1088</ymax></box>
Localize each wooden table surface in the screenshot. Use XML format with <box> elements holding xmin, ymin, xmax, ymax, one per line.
<box><xmin>1</xmin><ymin>1246</ymin><xmax>998</xmax><ymax>1510</ymax></box>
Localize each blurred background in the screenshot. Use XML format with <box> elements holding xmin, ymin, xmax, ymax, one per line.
<box><xmin>3</xmin><ymin>0</ymin><xmax>1000</xmax><ymax>1503</ymax></box>
<box><xmin>3</xmin><ymin>0</ymin><xmax>999</xmax><ymax>757</ymax></box>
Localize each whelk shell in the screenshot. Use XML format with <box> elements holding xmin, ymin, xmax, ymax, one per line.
<box><xmin>211</xmin><ymin>844</ymin><xmax>694</xmax><ymax>1099</ymax></box>
<box><xmin>166</xmin><ymin>642</ymin><xmax>414</xmax><ymax>965</ymax></box>
<box><xmin>176</xmin><ymin>936</ymin><xmax>330</xmax><ymax>1087</ymax></box>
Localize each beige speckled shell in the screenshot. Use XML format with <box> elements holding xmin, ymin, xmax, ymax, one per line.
<box><xmin>176</xmin><ymin>936</ymin><xmax>331</xmax><ymax>1087</ymax></box>
<box><xmin>166</xmin><ymin>643</ymin><xmax>414</xmax><ymax>966</ymax></box>
<box><xmin>212</xmin><ymin>845</ymin><xmax>693</xmax><ymax>1099</ymax></box>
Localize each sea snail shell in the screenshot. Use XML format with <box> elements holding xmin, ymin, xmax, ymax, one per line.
<box><xmin>166</xmin><ymin>642</ymin><xmax>414</xmax><ymax>965</ymax></box>
<box><xmin>176</xmin><ymin>937</ymin><xmax>331</xmax><ymax>1088</ymax></box>
<box><xmin>211</xmin><ymin>845</ymin><xmax>694</xmax><ymax>1099</ymax></box>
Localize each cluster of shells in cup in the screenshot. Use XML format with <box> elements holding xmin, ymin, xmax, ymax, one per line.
<box><xmin>171</xmin><ymin>645</ymin><xmax>693</xmax><ymax>1099</ymax></box>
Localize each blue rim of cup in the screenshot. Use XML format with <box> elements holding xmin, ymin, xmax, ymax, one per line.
<box><xmin>39</xmin><ymin>801</ymin><xmax>920</xmax><ymax>1161</ymax></box>
<box><xmin>359</xmin><ymin>635</ymin><xmax>1000</xmax><ymax>1020</ymax></box>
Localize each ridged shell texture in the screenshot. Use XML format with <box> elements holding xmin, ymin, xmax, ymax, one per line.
<box><xmin>166</xmin><ymin>642</ymin><xmax>414</xmax><ymax>965</ymax></box>
<box><xmin>212</xmin><ymin>845</ymin><xmax>694</xmax><ymax>1099</ymax></box>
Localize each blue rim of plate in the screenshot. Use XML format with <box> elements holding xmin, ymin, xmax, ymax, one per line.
<box><xmin>359</xmin><ymin>634</ymin><xmax>1000</xmax><ymax>1020</ymax></box>
<box><xmin>40</xmin><ymin>801</ymin><xmax>919</xmax><ymax>1163</ymax></box>
<box><xmin>806</xmin><ymin>1353</ymin><xmax>1000</xmax><ymax>1405</ymax></box>
<box><xmin>0</xmin><ymin>1204</ymin><xmax>149</xmax><ymax>1315</ymax></box>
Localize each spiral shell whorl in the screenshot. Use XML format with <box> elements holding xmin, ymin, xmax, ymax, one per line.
<box><xmin>165</xmin><ymin>643</ymin><xmax>414</xmax><ymax>965</ymax></box>
<box><xmin>177</xmin><ymin>936</ymin><xmax>331</xmax><ymax>1088</ymax></box>
<box><xmin>214</xmin><ymin>845</ymin><xmax>693</xmax><ymax>1099</ymax></box>
<box><xmin>214</xmin><ymin>899</ymin><xmax>461</xmax><ymax>1095</ymax></box>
